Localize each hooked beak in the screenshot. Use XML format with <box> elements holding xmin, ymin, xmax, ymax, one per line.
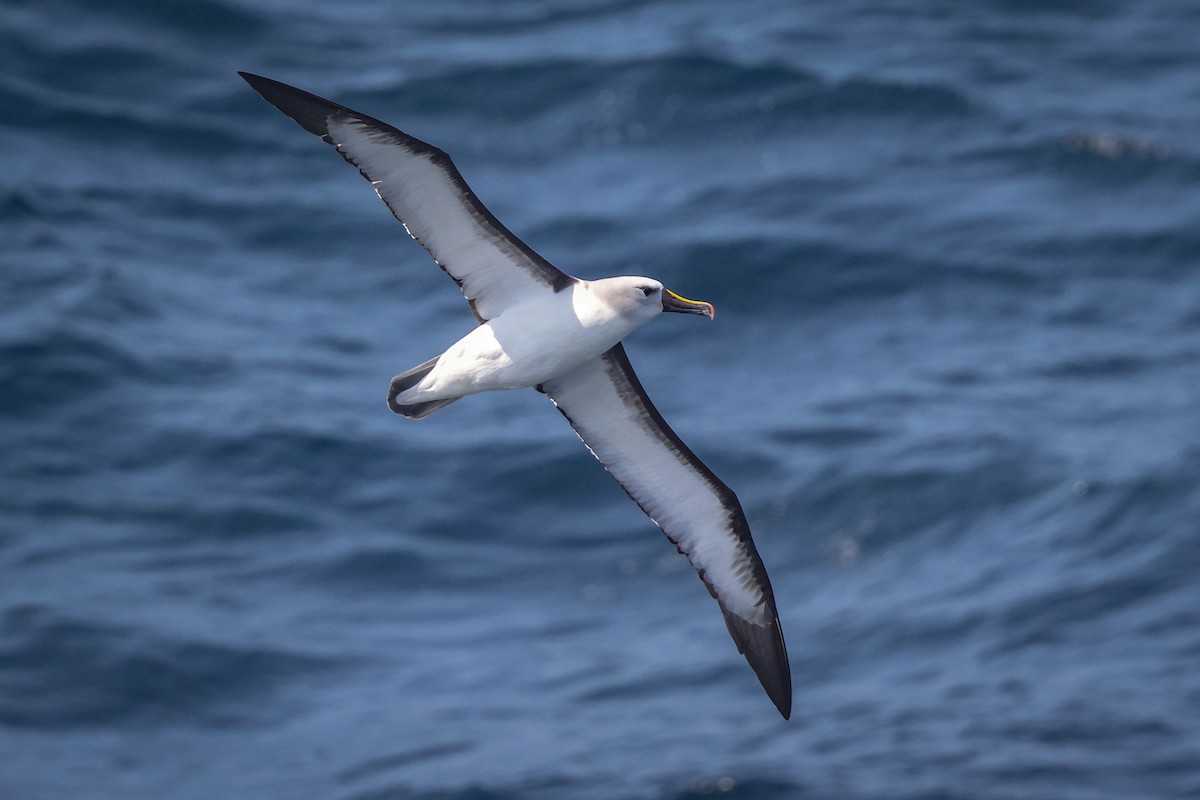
<box><xmin>661</xmin><ymin>288</ymin><xmax>715</xmax><ymax>319</ymax></box>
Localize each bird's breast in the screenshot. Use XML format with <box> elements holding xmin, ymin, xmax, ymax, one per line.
<box><xmin>444</xmin><ymin>290</ymin><xmax>632</xmax><ymax>391</ymax></box>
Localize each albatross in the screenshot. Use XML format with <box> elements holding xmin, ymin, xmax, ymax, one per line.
<box><xmin>240</xmin><ymin>72</ymin><xmax>792</xmax><ymax>719</ymax></box>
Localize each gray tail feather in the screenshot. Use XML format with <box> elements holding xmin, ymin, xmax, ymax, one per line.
<box><xmin>391</xmin><ymin>396</ymin><xmax>458</xmax><ymax>419</ymax></box>
<box><xmin>387</xmin><ymin>357</ymin><xmax>458</xmax><ymax>419</ymax></box>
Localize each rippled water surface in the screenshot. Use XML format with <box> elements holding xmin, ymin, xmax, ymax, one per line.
<box><xmin>3</xmin><ymin>1</ymin><xmax>1200</xmax><ymax>798</ymax></box>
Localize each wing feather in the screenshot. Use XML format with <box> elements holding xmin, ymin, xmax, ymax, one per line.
<box><xmin>543</xmin><ymin>344</ymin><xmax>791</xmax><ymax>718</ymax></box>
<box><xmin>239</xmin><ymin>72</ymin><xmax>574</xmax><ymax>321</ymax></box>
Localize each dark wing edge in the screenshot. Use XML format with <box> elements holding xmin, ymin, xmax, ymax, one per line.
<box><xmin>237</xmin><ymin>72</ymin><xmax>574</xmax><ymax>303</ymax></box>
<box><xmin>557</xmin><ymin>343</ymin><xmax>792</xmax><ymax>719</ymax></box>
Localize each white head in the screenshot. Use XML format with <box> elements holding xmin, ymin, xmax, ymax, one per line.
<box><xmin>591</xmin><ymin>276</ymin><xmax>715</xmax><ymax>323</ymax></box>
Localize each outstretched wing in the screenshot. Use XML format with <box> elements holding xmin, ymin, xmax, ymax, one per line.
<box><xmin>542</xmin><ymin>344</ymin><xmax>791</xmax><ymax>718</ymax></box>
<box><xmin>240</xmin><ymin>72</ymin><xmax>575</xmax><ymax>322</ymax></box>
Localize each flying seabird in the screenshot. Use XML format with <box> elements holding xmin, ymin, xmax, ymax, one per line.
<box><xmin>240</xmin><ymin>72</ymin><xmax>792</xmax><ymax>719</ymax></box>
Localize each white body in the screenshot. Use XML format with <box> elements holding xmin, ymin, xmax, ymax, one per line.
<box><xmin>395</xmin><ymin>278</ymin><xmax>663</xmax><ymax>404</ymax></box>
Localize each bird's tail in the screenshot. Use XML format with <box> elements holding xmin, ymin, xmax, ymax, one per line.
<box><xmin>387</xmin><ymin>357</ymin><xmax>458</xmax><ymax>419</ymax></box>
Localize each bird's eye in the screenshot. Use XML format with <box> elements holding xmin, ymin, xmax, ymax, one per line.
<box><xmin>640</xmin><ymin>286</ymin><xmax>656</xmax><ymax>297</ymax></box>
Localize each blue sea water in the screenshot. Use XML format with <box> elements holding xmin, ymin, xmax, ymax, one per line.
<box><xmin>3</xmin><ymin>1</ymin><xmax>1200</xmax><ymax>797</ymax></box>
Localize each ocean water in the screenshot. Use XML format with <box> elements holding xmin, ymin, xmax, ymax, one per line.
<box><xmin>3</xmin><ymin>1</ymin><xmax>1200</xmax><ymax>797</ymax></box>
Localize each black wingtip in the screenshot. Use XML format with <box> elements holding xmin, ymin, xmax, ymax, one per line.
<box><xmin>723</xmin><ymin>608</ymin><xmax>792</xmax><ymax>720</ymax></box>
<box><xmin>238</xmin><ymin>71</ymin><xmax>340</xmax><ymax>139</ymax></box>
<box><xmin>757</xmin><ymin>629</ymin><xmax>793</xmax><ymax>721</ymax></box>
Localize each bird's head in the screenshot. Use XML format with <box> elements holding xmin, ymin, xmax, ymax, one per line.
<box><xmin>595</xmin><ymin>276</ymin><xmax>715</xmax><ymax>322</ymax></box>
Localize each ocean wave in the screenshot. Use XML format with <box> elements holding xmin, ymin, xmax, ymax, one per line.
<box><xmin>21</xmin><ymin>0</ymin><xmax>267</xmax><ymax>37</ymax></box>
<box><xmin>6</xmin><ymin>90</ymin><xmax>253</xmax><ymax>157</ymax></box>
<box><xmin>775</xmin><ymin>439</ymin><xmax>1054</xmax><ymax>564</ymax></box>
<box><xmin>0</xmin><ymin>319</ymin><xmax>234</xmax><ymax>420</ymax></box>
<box><xmin>769</xmin><ymin>424</ymin><xmax>890</xmax><ymax>449</ymax></box>
<box><xmin>339</xmin><ymin>52</ymin><xmax>976</xmax><ymax>140</ymax></box>
<box><xmin>1034</xmin><ymin>353</ymin><xmax>1156</xmax><ymax>380</ymax></box>
<box><xmin>1017</xmin><ymin>228</ymin><xmax>1200</xmax><ymax>280</ymax></box>
<box><xmin>0</xmin><ymin>188</ymin><xmax>43</xmax><ymax>222</ymax></box>
<box><xmin>408</xmin><ymin>0</ymin><xmax>670</xmax><ymax>35</ymax></box>
<box><xmin>0</xmin><ymin>328</ymin><xmax>148</xmax><ymax>417</ymax></box>
<box><xmin>639</xmin><ymin>235</ymin><xmax>1040</xmax><ymax>315</ymax></box>
<box><xmin>969</xmin><ymin>132</ymin><xmax>1200</xmax><ymax>185</ymax></box>
<box><xmin>342</xmin><ymin>774</ymin><xmax>806</xmax><ymax>800</ymax></box>
<box><xmin>287</xmin><ymin>547</ymin><xmax>437</xmax><ymax>594</ymax></box>
<box><xmin>0</xmin><ymin>604</ymin><xmax>337</xmax><ymax>729</ymax></box>
<box><xmin>336</xmin><ymin>741</ymin><xmax>475</xmax><ymax>787</ymax></box>
<box><xmin>662</xmin><ymin>777</ymin><xmax>806</xmax><ymax>800</ymax></box>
